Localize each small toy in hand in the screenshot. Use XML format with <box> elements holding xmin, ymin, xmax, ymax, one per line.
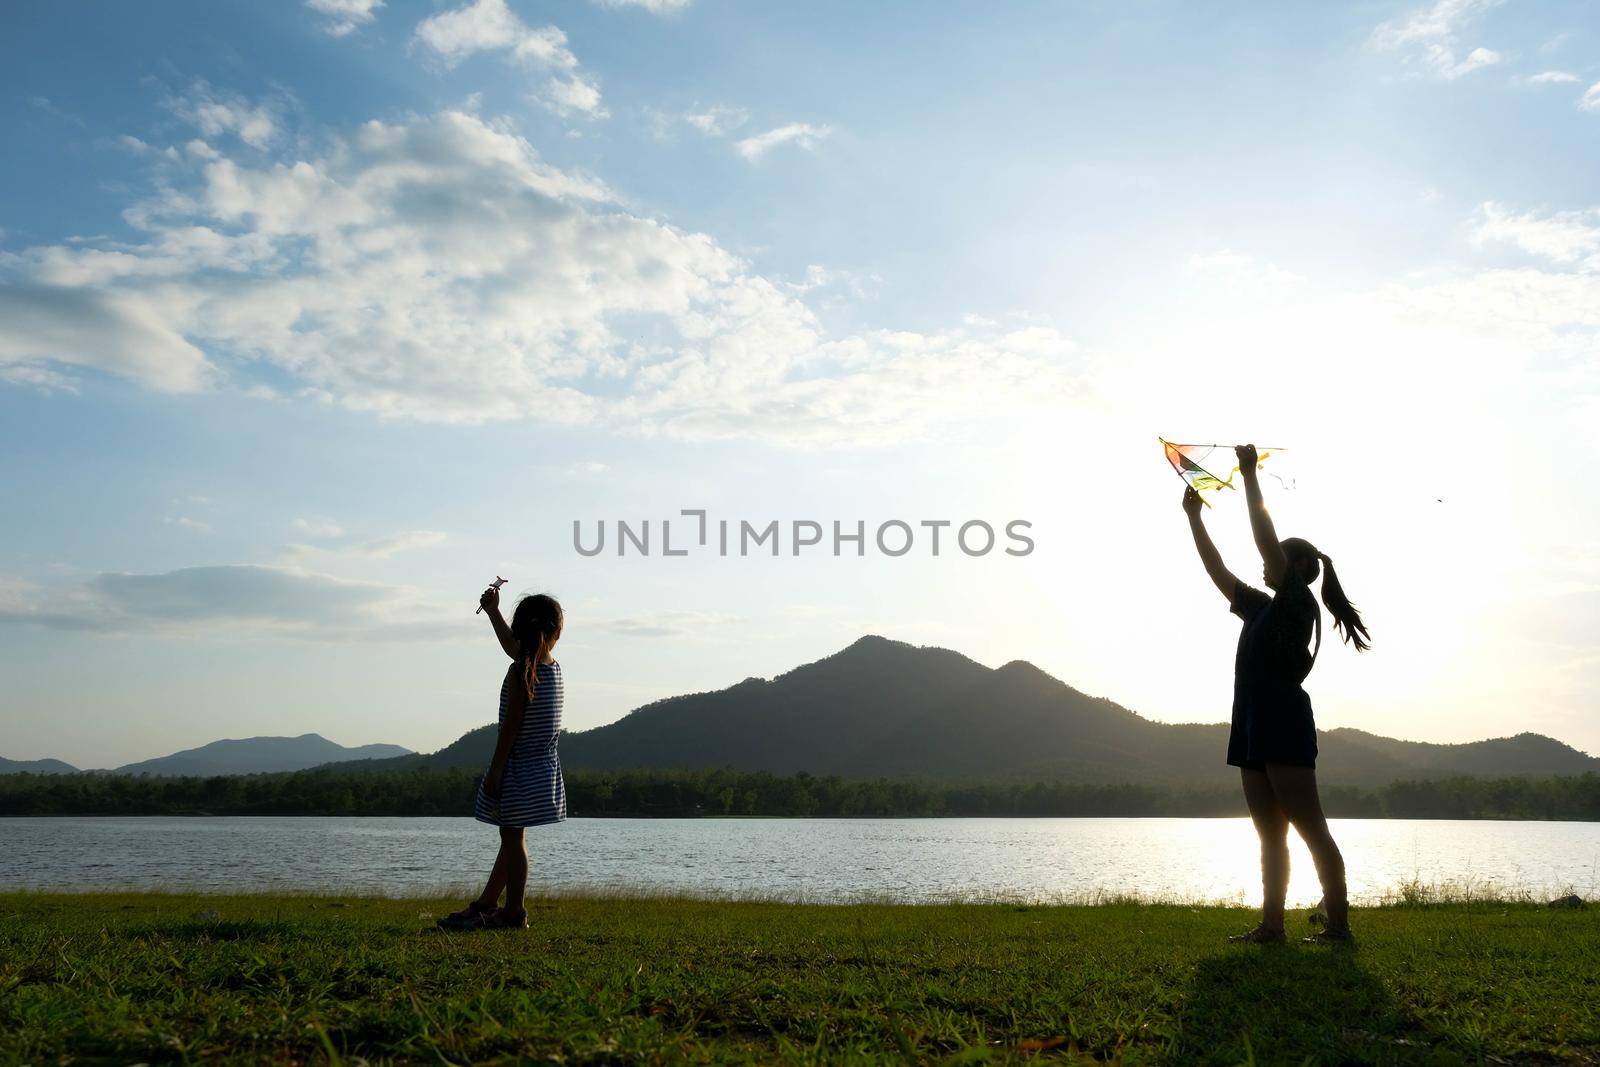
<box><xmin>476</xmin><ymin>576</ymin><xmax>507</xmax><ymax>614</ymax></box>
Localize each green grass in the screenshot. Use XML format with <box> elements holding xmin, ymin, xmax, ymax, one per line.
<box><xmin>2</xmin><ymin>893</ymin><xmax>1596</xmax><ymax>1064</ymax></box>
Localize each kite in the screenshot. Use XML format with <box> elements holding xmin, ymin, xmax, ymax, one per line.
<box><xmin>1161</xmin><ymin>439</ymin><xmax>1290</xmax><ymax>506</ymax></box>
<box><xmin>476</xmin><ymin>575</ymin><xmax>507</xmax><ymax>615</ymax></box>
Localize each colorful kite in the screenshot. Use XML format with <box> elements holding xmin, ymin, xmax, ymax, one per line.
<box><xmin>1161</xmin><ymin>439</ymin><xmax>1289</xmax><ymax>505</ymax></box>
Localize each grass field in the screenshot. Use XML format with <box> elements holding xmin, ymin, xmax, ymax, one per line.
<box><xmin>2</xmin><ymin>893</ymin><xmax>1596</xmax><ymax>1064</ymax></box>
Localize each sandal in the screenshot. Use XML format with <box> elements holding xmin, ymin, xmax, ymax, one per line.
<box><xmin>436</xmin><ymin>899</ymin><xmax>494</xmax><ymax>930</ymax></box>
<box><xmin>1227</xmin><ymin>923</ymin><xmax>1287</xmax><ymax>944</ymax></box>
<box><xmin>473</xmin><ymin>907</ymin><xmax>528</xmax><ymax>931</ymax></box>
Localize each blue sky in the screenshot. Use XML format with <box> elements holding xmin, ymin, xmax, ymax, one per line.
<box><xmin>3</xmin><ymin>0</ymin><xmax>1599</xmax><ymax>768</ymax></box>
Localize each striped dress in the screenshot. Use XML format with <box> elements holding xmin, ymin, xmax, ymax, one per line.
<box><xmin>474</xmin><ymin>659</ymin><xmax>566</xmax><ymax>828</ymax></box>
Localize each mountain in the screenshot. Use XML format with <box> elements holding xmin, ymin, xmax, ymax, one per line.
<box><xmin>0</xmin><ymin>756</ymin><xmax>79</xmax><ymax>775</ymax></box>
<box><xmin>110</xmin><ymin>734</ymin><xmax>413</xmax><ymax>777</ymax></box>
<box><xmin>384</xmin><ymin>636</ymin><xmax>1598</xmax><ymax>787</ymax></box>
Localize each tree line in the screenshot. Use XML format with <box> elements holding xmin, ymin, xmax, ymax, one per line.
<box><xmin>2</xmin><ymin>766</ymin><xmax>1598</xmax><ymax>819</ymax></box>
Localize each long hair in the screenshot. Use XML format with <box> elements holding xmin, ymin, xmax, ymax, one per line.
<box><xmin>1281</xmin><ymin>538</ymin><xmax>1371</xmax><ymax>653</ymax></box>
<box><xmin>508</xmin><ymin>594</ymin><xmax>564</xmax><ymax>702</ymax></box>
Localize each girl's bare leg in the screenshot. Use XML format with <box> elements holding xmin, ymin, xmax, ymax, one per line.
<box><xmin>501</xmin><ymin>827</ymin><xmax>529</xmax><ymax>913</ymax></box>
<box><xmin>1265</xmin><ymin>763</ymin><xmax>1350</xmax><ymax>930</ymax></box>
<box><xmin>1241</xmin><ymin>767</ymin><xmax>1289</xmax><ymax>932</ymax></box>
<box><xmin>475</xmin><ymin>843</ymin><xmax>509</xmax><ymax>910</ymax></box>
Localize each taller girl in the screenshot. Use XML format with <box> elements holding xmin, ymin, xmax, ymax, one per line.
<box><xmin>1183</xmin><ymin>445</ymin><xmax>1370</xmax><ymax>944</ymax></box>
<box><xmin>438</xmin><ymin>587</ymin><xmax>566</xmax><ymax>931</ymax></box>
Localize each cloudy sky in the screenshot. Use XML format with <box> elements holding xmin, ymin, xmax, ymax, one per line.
<box><xmin>2</xmin><ymin>0</ymin><xmax>1598</xmax><ymax>768</ymax></box>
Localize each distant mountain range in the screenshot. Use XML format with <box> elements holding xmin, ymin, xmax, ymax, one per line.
<box><xmin>9</xmin><ymin>637</ymin><xmax>1597</xmax><ymax>786</ymax></box>
<box><xmin>337</xmin><ymin>636</ymin><xmax>1599</xmax><ymax>787</ymax></box>
<box><xmin>0</xmin><ymin>756</ymin><xmax>80</xmax><ymax>776</ymax></box>
<box><xmin>1</xmin><ymin>734</ymin><xmax>412</xmax><ymax>777</ymax></box>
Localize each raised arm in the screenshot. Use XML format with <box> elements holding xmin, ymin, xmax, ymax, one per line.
<box><xmin>479</xmin><ymin>583</ymin><xmax>522</xmax><ymax>660</ymax></box>
<box><xmin>1237</xmin><ymin>444</ymin><xmax>1287</xmax><ymax>587</ymax></box>
<box><xmin>1183</xmin><ymin>487</ymin><xmax>1238</xmax><ymax>601</ymax></box>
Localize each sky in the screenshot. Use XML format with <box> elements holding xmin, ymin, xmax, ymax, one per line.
<box><xmin>2</xmin><ymin>0</ymin><xmax>1598</xmax><ymax>769</ymax></box>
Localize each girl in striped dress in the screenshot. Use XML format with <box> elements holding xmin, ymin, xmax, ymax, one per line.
<box><xmin>438</xmin><ymin>588</ymin><xmax>566</xmax><ymax>931</ymax></box>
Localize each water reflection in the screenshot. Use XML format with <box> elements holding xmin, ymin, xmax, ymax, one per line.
<box><xmin>3</xmin><ymin>816</ymin><xmax>1595</xmax><ymax>903</ymax></box>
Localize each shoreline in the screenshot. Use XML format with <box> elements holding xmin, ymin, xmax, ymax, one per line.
<box><xmin>8</xmin><ymin>767</ymin><xmax>1598</xmax><ymax>821</ymax></box>
<box><xmin>4</xmin><ymin>810</ymin><xmax>1599</xmax><ymax>822</ymax></box>
<box><xmin>1</xmin><ymin>880</ymin><xmax>1588</xmax><ymax>909</ymax></box>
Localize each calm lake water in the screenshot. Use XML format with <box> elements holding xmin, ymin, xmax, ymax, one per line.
<box><xmin>3</xmin><ymin>817</ymin><xmax>1596</xmax><ymax>905</ymax></box>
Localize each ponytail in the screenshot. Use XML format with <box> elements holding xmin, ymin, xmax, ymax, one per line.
<box><xmin>1317</xmin><ymin>552</ymin><xmax>1370</xmax><ymax>652</ymax></box>
<box><xmin>509</xmin><ymin>593</ymin><xmax>564</xmax><ymax>703</ymax></box>
<box><xmin>520</xmin><ymin>632</ymin><xmax>551</xmax><ymax>703</ymax></box>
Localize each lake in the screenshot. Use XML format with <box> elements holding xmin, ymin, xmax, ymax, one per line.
<box><xmin>3</xmin><ymin>817</ymin><xmax>1596</xmax><ymax>904</ymax></box>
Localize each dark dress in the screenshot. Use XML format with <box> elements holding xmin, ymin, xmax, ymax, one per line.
<box><xmin>1227</xmin><ymin>575</ymin><xmax>1320</xmax><ymax>770</ymax></box>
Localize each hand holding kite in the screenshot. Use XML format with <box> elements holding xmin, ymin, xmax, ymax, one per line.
<box><xmin>1162</xmin><ymin>438</ymin><xmax>1287</xmax><ymax>507</ymax></box>
<box><xmin>477</xmin><ymin>576</ymin><xmax>507</xmax><ymax>615</ymax></box>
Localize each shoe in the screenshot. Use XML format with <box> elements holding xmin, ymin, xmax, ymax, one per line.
<box><xmin>1302</xmin><ymin>926</ymin><xmax>1355</xmax><ymax>945</ymax></box>
<box><xmin>477</xmin><ymin>907</ymin><xmax>528</xmax><ymax>930</ymax></box>
<box><xmin>436</xmin><ymin>899</ymin><xmax>493</xmax><ymax>930</ymax></box>
<box><xmin>1227</xmin><ymin>923</ymin><xmax>1287</xmax><ymax>944</ymax></box>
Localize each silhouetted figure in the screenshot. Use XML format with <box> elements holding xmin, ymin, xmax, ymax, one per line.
<box><xmin>1183</xmin><ymin>445</ymin><xmax>1370</xmax><ymax>944</ymax></box>
<box><xmin>437</xmin><ymin>587</ymin><xmax>566</xmax><ymax>931</ymax></box>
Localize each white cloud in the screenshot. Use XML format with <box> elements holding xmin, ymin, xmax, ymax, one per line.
<box><xmin>167</xmin><ymin>82</ymin><xmax>280</xmax><ymax>149</ymax></box>
<box><xmin>0</xmin><ymin>565</ymin><xmax>461</xmax><ymax>642</ymax></box>
<box><xmin>27</xmin><ymin>95</ymin><xmax>84</xmax><ymax>126</ymax></box>
<box><xmin>114</xmin><ymin>135</ymin><xmax>181</xmax><ymax>162</ymax></box>
<box><xmin>1526</xmin><ymin>70</ymin><xmax>1580</xmax><ymax>84</ymax></box>
<box><xmin>293</xmin><ymin>516</ymin><xmax>345</xmax><ymax>538</ymax></box>
<box><xmin>1369</xmin><ymin>0</ymin><xmax>1503</xmax><ymax>79</ymax></box>
<box><xmin>682</xmin><ymin>106</ymin><xmax>748</xmax><ymax>136</ymax></box>
<box><xmin>414</xmin><ymin>0</ymin><xmax>606</xmax><ymax>120</ymax></box>
<box><xmin>164</xmin><ymin>516</ymin><xmax>212</xmax><ymax>533</ymax></box>
<box><xmin>0</xmin><ymin>362</ymin><xmax>78</xmax><ymax>392</ymax></box>
<box><xmin>735</xmin><ymin>122</ymin><xmax>831</xmax><ymax>161</ymax></box>
<box><xmin>0</xmin><ymin>286</ymin><xmax>212</xmax><ymax>393</ymax></box>
<box><xmin>1583</xmin><ymin>81</ymin><xmax>1600</xmax><ymax>112</ymax></box>
<box><xmin>589</xmin><ymin>0</ymin><xmax>691</xmax><ymax>12</ymax></box>
<box><xmin>538</xmin><ymin>74</ymin><xmax>608</xmax><ymax>119</ymax></box>
<box><xmin>350</xmin><ymin>530</ymin><xmax>449</xmax><ymax>558</ymax></box>
<box><xmin>598</xmin><ymin>610</ymin><xmax>739</xmax><ymax>638</ymax></box>
<box><xmin>0</xmin><ymin>106</ymin><xmax>1086</xmax><ymax>446</ymax></box>
<box><xmin>282</xmin><ymin>529</ymin><xmax>448</xmax><ymax>563</ymax></box>
<box><xmin>305</xmin><ymin>0</ymin><xmax>384</xmax><ymax>37</ymax></box>
<box><xmin>647</xmin><ymin>104</ymin><xmax>748</xmax><ymax>141</ymax></box>
<box><xmin>783</xmin><ymin>264</ymin><xmax>881</xmax><ymax>303</ymax></box>
<box><xmin>1473</xmin><ymin>201</ymin><xmax>1600</xmax><ymax>266</ymax></box>
<box><xmin>414</xmin><ymin>0</ymin><xmax>577</xmax><ymax>69</ymax></box>
<box><xmin>1448</xmin><ymin>46</ymin><xmax>1503</xmax><ymax>78</ymax></box>
<box><xmin>786</xmin><ymin>264</ymin><xmax>844</xmax><ymax>293</ymax></box>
